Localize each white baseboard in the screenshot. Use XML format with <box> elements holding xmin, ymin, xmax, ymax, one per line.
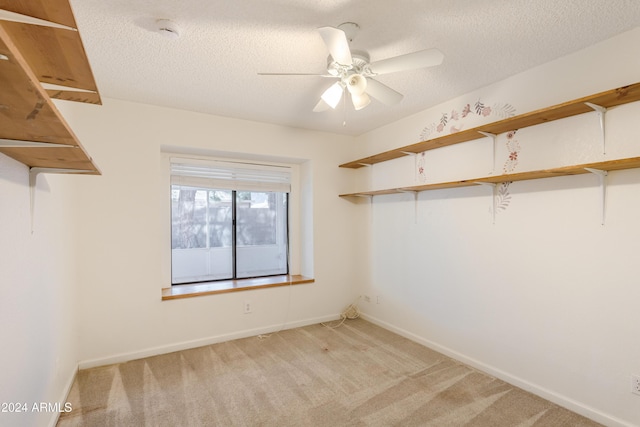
<box><xmin>360</xmin><ymin>313</ymin><xmax>634</xmax><ymax>427</ymax></box>
<box><xmin>78</xmin><ymin>313</ymin><xmax>340</xmax><ymax>370</ymax></box>
<box><xmin>47</xmin><ymin>363</ymin><xmax>78</xmax><ymax>427</ymax></box>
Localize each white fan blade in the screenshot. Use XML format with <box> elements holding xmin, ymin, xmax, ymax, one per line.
<box><xmin>365</xmin><ymin>79</ymin><xmax>403</xmax><ymax>105</ymax></box>
<box><xmin>369</xmin><ymin>48</ymin><xmax>444</xmax><ymax>75</ymax></box>
<box><xmin>257</xmin><ymin>73</ymin><xmax>334</xmax><ymax>76</ymax></box>
<box><xmin>318</xmin><ymin>26</ymin><xmax>353</xmax><ymax>66</ymax></box>
<box><xmin>313</xmin><ymin>99</ymin><xmax>331</xmax><ymax>112</ymax></box>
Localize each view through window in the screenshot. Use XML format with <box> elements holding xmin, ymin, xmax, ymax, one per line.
<box><xmin>170</xmin><ymin>160</ymin><xmax>290</xmax><ymax>284</ymax></box>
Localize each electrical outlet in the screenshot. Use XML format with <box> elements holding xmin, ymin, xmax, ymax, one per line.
<box><xmin>244</xmin><ymin>301</ymin><xmax>252</xmax><ymax>314</ymax></box>
<box><xmin>363</xmin><ymin>295</ymin><xmax>371</xmax><ymax>303</ymax></box>
<box><xmin>376</xmin><ymin>295</ymin><xmax>381</xmax><ymax>304</ymax></box>
<box><xmin>632</xmin><ymin>375</ymin><xmax>640</xmax><ymax>395</ymax></box>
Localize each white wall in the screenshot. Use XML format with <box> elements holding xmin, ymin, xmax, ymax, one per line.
<box><xmin>354</xmin><ymin>28</ymin><xmax>640</xmax><ymax>426</ymax></box>
<box><xmin>0</xmin><ymin>155</ymin><xmax>79</xmax><ymax>427</ymax></box>
<box><xmin>55</xmin><ymin>99</ymin><xmax>366</xmax><ymax>367</ymax></box>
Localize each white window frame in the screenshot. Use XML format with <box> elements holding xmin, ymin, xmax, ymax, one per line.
<box><xmin>160</xmin><ymin>152</ymin><xmax>302</xmax><ymax>288</ymax></box>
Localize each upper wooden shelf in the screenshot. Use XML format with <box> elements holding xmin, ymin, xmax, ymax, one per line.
<box><xmin>339</xmin><ymin>82</ymin><xmax>640</xmax><ymax>169</ymax></box>
<box><xmin>0</xmin><ymin>0</ymin><xmax>100</xmax><ymax>174</ymax></box>
<box><xmin>339</xmin><ymin>157</ymin><xmax>640</xmax><ymax>198</ymax></box>
<box><xmin>0</xmin><ymin>0</ymin><xmax>78</xmax><ymax>29</ymax></box>
<box><xmin>0</xmin><ymin>0</ymin><xmax>101</xmax><ymax>101</ymax></box>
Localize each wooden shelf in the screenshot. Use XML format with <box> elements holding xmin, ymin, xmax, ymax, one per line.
<box><xmin>0</xmin><ymin>0</ymin><xmax>78</xmax><ymax>29</ymax></box>
<box><xmin>340</xmin><ymin>157</ymin><xmax>640</xmax><ymax>198</ymax></box>
<box><xmin>0</xmin><ymin>1</ymin><xmax>100</xmax><ymax>174</ymax></box>
<box><xmin>339</xmin><ymin>82</ymin><xmax>640</xmax><ymax>169</ymax></box>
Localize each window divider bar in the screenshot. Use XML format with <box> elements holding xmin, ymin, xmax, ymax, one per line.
<box><xmin>232</xmin><ymin>190</ymin><xmax>237</xmax><ymax>279</ymax></box>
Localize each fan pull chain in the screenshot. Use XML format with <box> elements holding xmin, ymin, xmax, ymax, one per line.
<box><xmin>343</xmin><ymin>91</ymin><xmax>347</xmax><ymax>126</ymax></box>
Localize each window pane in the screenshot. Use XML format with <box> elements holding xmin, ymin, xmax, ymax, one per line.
<box><xmin>171</xmin><ymin>186</ymin><xmax>233</xmax><ymax>284</ymax></box>
<box><xmin>171</xmin><ymin>185</ymin><xmax>288</xmax><ymax>284</ymax></box>
<box><xmin>236</xmin><ymin>192</ymin><xmax>288</xmax><ymax>278</ymax></box>
<box><xmin>171</xmin><ymin>187</ymin><xmax>207</xmax><ymax>249</ymax></box>
<box><xmin>236</xmin><ymin>192</ymin><xmax>276</xmax><ymax>246</ymax></box>
<box><xmin>208</xmin><ymin>190</ymin><xmax>232</xmax><ymax>248</ymax></box>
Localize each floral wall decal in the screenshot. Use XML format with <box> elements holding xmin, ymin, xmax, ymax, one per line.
<box><xmin>415</xmin><ymin>99</ymin><xmax>520</xmax><ymax>216</ymax></box>
<box><xmin>417</xmin><ymin>99</ymin><xmax>517</xmax><ymax>183</ymax></box>
<box><xmin>495</xmin><ymin>129</ymin><xmax>520</xmax><ymax>213</ymax></box>
<box><xmin>416</xmin><ymin>152</ymin><xmax>426</xmax><ymax>182</ymax></box>
<box><xmin>496</xmin><ymin>181</ymin><xmax>512</xmax><ymax>212</ymax></box>
<box><xmin>418</xmin><ymin>100</ymin><xmax>516</xmax><ymax>143</ymax></box>
<box><xmin>503</xmin><ymin>130</ymin><xmax>520</xmax><ymax>174</ymax></box>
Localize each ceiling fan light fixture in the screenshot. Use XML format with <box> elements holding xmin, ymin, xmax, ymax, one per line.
<box><xmin>321</xmin><ymin>82</ymin><xmax>344</xmax><ymax>109</ymax></box>
<box><xmin>352</xmin><ymin>93</ymin><xmax>371</xmax><ymax>110</ymax></box>
<box><xmin>346</xmin><ymin>73</ymin><xmax>367</xmax><ymax>96</ymax></box>
<box><xmin>259</xmin><ymin>23</ymin><xmax>444</xmax><ymax>116</ymax></box>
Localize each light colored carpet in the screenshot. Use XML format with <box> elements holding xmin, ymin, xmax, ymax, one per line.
<box><xmin>57</xmin><ymin>319</ymin><xmax>602</xmax><ymax>426</ymax></box>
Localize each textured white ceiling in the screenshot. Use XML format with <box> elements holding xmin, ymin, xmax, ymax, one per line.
<box><xmin>69</xmin><ymin>0</ymin><xmax>640</xmax><ymax>136</ymax></box>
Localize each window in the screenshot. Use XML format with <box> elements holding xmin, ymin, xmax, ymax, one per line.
<box><xmin>170</xmin><ymin>160</ymin><xmax>290</xmax><ymax>285</ymax></box>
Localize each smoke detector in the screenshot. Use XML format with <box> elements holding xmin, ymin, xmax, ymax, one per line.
<box><xmin>156</xmin><ymin>19</ymin><xmax>180</xmax><ymax>39</ymax></box>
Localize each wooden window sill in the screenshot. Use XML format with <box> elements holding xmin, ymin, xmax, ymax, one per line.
<box><xmin>161</xmin><ymin>274</ymin><xmax>314</xmax><ymax>300</ymax></box>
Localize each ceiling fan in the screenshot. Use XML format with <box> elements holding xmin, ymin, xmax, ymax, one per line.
<box><xmin>259</xmin><ymin>22</ymin><xmax>444</xmax><ymax>112</ymax></box>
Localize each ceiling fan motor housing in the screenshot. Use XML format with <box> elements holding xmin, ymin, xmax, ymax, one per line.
<box><xmin>327</xmin><ymin>52</ymin><xmax>371</xmax><ymax>77</ymax></box>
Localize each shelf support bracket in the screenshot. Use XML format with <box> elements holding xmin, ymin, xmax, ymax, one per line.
<box><xmin>401</xmin><ymin>151</ymin><xmax>421</xmax><ymax>180</ymax></box>
<box><xmin>474</xmin><ymin>181</ymin><xmax>498</xmax><ymax>224</ymax></box>
<box><xmin>357</xmin><ymin>163</ymin><xmax>373</xmax><ymax>167</ymax></box>
<box><xmin>0</xmin><ymin>9</ymin><xmax>78</xmax><ymax>31</ymax></box>
<box><xmin>479</xmin><ymin>132</ymin><xmax>498</xmax><ymax>174</ymax></box>
<box><xmin>0</xmin><ymin>138</ymin><xmax>74</xmax><ymax>148</ymax></box>
<box><xmin>585</xmin><ymin>167</ymin><xmax>608</xmax><ymax>225</ymax></box>
<box><xmin>585</xmin><ymin>102</ymin><xmax>607</xmax><ymax>154</ymax></box>
<box><xmin>399</xmin><ymin>190</ymin><xmax>419</xmax><ymax>224</ymax></box>
<box><xmin>29</xmin><ymin>168</ymin><xmax>93</xmax><ymax>233</ymax></box>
